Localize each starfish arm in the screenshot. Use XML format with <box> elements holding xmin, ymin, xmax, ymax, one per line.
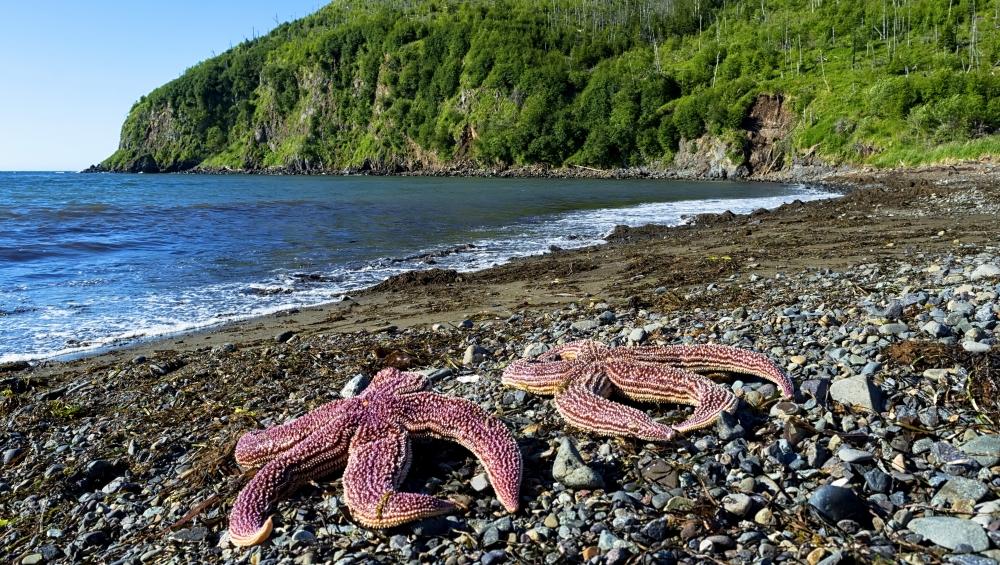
<box><xmin>552</xmin><ymin>370</ymin><xmax>676</xmax><ymax>442</ymax></box>
<box><xmin>342</xmin><ymin>429</ymin><xmax>456</xmax><ymax>528</ymax></box>
<box><xmin>368</xmin><ymin>367</ymin><xmax>429</xmax><ymax>396</ymax></box>
<box><xmin>622</xmin><ymin>344</ymin><xmax>794</xmax><ymax>397</ymax></box>
<box><xmin>605</xmin><ymin>360</ymin><xmax>738</xmax><ymax>433</ymax></box>
<box><xmin>501</xmin><ymin>358</ymin><xmax>576</xmax><ymax>395</ymax></box>
<box><xmin>537</xmin><ymin>340</ymin><xmax>605</xmax><ymax>362</ymax></box>
<box><xmin>403</xmin><ymin>392</ymin><xmax>522</xmax><ymax>512</ymax></box>
<box><xmin>235</xmin><ymin>399</ymin><xmax>346</xmax><ymax>469</ymax></box>
<box><xmin>228</xmin><ymin>413</ymin><xmax>354</xmax><ymax>547</ymax></box>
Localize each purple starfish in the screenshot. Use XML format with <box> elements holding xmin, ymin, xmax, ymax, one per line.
<box><xmin>228</xmin><ymin>368</ymin><xmax>522</xmax><ymax>546</ymax></box>
<box><xmin>502</xmin><ymin>340</ymin><xmax>793</xmax><ymax>441</ymax></box>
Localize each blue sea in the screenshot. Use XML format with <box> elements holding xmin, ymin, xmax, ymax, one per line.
<box><xmin>0</xmin><ymin>172</ymin><xmax>835</xmax><ymax>362</ymax></box>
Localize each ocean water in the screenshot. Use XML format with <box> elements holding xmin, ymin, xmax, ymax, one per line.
<box><xmin>0</xmin><ymin>172</ymin><xmax>834</xmax><ymax>362</ymax></box>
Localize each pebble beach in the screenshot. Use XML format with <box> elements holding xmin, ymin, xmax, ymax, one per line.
<box><xmin>3</xmin><ymin>164</ymin><xmax>1000</xmax><ymax>564</ymax></box>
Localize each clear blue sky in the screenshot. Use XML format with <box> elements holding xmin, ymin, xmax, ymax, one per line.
<box><xmin>0</xmin><ymin>1</ymin><xmax>327</xmax><ymax>171</ymax></box>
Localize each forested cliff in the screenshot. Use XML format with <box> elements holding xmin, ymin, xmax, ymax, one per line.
<box><xmin>97</xmin><ymin>0</ymin><xmax>1000</xmax><ymax>175</ymax></box>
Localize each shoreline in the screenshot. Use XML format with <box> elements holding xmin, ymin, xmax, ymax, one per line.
<box><xmin>4</xmin><ymin>163</ymin><xmax>1000</xmax><ymax>563</ymax></box>
<box><xmin>5</xmin><ymin>161</ymin><xmax>988</xmax><ymax>379</ymax></box>
<box><xmin>6</xmin><ymin>178</ymin><xmax>840</xmax><ymax>367</ymax></box>
<box><xmin>83</xmin><ymin>158</ymin><xmax>859</xmax><ymax>184</ymax></box>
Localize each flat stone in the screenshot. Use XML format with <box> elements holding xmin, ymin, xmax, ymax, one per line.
<box><xmin>961</xmin><ymin>341</ymin><xmax>992</xmax><ymax>353</ymax></box>
<box><xmin>291</xmin><ymin>530</ymin><xmax>316</xmax><ymax>544</ymax></box>
<box><xmin>20</xmin><ymin>554</ymin><xmax>43</xmax><ymax>565</ymax></box>
<box><xmin>480</xmin><ymin>549</ymin><xmax>507</xmax><ymax>565</ymax></box>
<box><xmin>722</xmin><ymin>493</ymin><xmax>752</xmax><ymax>517</ymax></box>
<box><xmin>598</xmin><ymin>530</ymin><xmax>627</xmax><ymax>551</ymax></box>
<box><xmin>837</xmin><ymin>447</ymin><xmax>874</xmax><ymax>464</ymax></box>
<box><xmin>863</xmin><ymin>468</ymin><xmax>891</xmax><ymax>494</ymax></box>
<box><xmin>169</xmin><ymin>526</ymin><xmax>208</xmax><ymax>543</ymax></box>
<box><xmin>605</xmin><ymin>548</ymin><xmax>631</xmax><ymax>565</ymax></box>
<box><xmin>969</xmin><ymin>264</ymin><xmax>1000</xmax><ymax>280</ymax></box>
<box><xmin>829</xmin><ymin>376</ymin><xmax>882</xmax><ymax>412</ymax></box>
<box><xmin>78</xmin><ymin>531</ymin><xmax>108</xmax><ymax>548</ymax></box>
<box><xmin>628</xmin><ymin>328</ymin><xmax>646</xmax><ymax>342</ymax></box>
<box><xmin>597</xmin><ymin>311</ymin><xmax>616</xmax><ymax>325</ymax></box>
<box><xmin>931</xmin><ymin>477</ymin><xmax>989</xmax><ymax>507</ymax></box>
<box><xmin>754</xmin><ymin>507</ymin><xmax>774</xmax><ymax>526</ymax></box>
<box><xmin>908</xmin><ymin>516</ymin><xmax>989</xmax><ymax>551</ymax></box>
<box><xmin>961</xmin><ymin>435</ymin><xmax>1000</xmax><ymax>467</ymax></box>
<box><xmin>665</xmin><ymin>496</ymin><xmax>694</xmax><ymax>511</ymax></box>
<box><xmin>878</xmin><ymin>323</ymin><xmax>908</xmax><ymax>335</ymax></box>
<box><xmin>481</xmin><ymin>526</ymin><xmax>501</xmax><ymax>548</ymax></box>
<box><xmin>571</xmin><ymin>320</ymin><xmax>599</xmax><ymax>332</ymax></box>
<box><xmin>639</xmin><ymin>518</ymin><xmax>669</xmax><ymax>542</ymax></box>
<box><xmin>522</xmin><ymin>343</ymin><xmax>549</xmax><ymax>359</ymax></box>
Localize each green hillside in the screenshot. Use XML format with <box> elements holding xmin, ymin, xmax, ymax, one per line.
<box><xmin>99</xmin><ymin>0</ymin><xmax>1000</xmax><ymax>174</ymax></box>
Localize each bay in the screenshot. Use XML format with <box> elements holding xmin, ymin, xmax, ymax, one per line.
<box><xmin>0</xmin><ymin>172</ymin><xmax>833</xmax><ymax>361</ymax></box>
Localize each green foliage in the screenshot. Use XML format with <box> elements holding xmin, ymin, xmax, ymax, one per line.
<box><xmin>102</xmin><ymin>0</ymin><xmax>1000</xmax><ymax>172</ymax></box>
<box><xmin>47</xmin><ymin>400</ymin><xmax>84</xmax><ymax>420</ymax></box>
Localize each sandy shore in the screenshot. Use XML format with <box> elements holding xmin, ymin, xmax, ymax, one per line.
<box><xmin>3</xmin><ymin>162</ymin><xmax>1000</xmax><ymax>564</ymax></box>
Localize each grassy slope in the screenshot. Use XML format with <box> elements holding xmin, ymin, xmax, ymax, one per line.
<box><xmin>102</xmin><ymin>0</ymin><xmax>1000</xmax><ymax>172</ymax></box>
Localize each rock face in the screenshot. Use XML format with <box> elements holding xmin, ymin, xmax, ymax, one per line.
<box><xmin>743</xmin><ymin>94</ymin><xmax>793</xmax><ymax>176</ymax></box>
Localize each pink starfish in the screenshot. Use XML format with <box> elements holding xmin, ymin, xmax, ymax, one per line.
<box><xmin>502</xmin><ymin>340</ymin><xmax>792</xmax><ymax>441</ymax></box>
<box><xmin>228</xmin><ymin>367</ymin><xmax>522</xmax><ymax>546</ymax></box>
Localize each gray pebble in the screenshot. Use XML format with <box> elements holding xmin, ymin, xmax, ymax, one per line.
<box><xmin>931</xmin><ymin>476</ymin><xmax>989</xmax><ymax>507</ymax></box>
<box><xmin>829</xmin><ymin>376</ymin><xmax>882</xmax><ymax>412</ymax></box>
<box><xmin>552</xmin><ymin>437</ymin><xmax>604</xmax><ymax>490</ymax></box>
<box><xmin>837</xmin><ymin>447</ymin><xmax>873</xmax><ymax>463</ymax></box>
<box><xmin>722</xmin><ymin>493</ymin><xmax>752</xmax><ymax>517</ymax></box>
<box><xmin>463</xmin><ymin>344</ymin><xmax>491</xmax><ymax>366</ymax></box>
<box><xmin>809</xmin><ymin>485</ymin><xmax>867</xmax><ymax>524</ymax></box>
<box><xmin>470</xmin><ymin>473</ymin><xmax>490</xmax><ymax>492</ymax></box>
<box><xmin>960</xmin><ymin>435</ymin><xmax>1000</xmax><ymax>467</ymax></box>
<box><xmin>340</xmin><ymin>373</ymin><xmax>370</xmax><ymax>398</ymax></box>
<box><xmin>908</xmin><ymin>516</ymin><xmax>989</xmax><ymax>551</ymax></box>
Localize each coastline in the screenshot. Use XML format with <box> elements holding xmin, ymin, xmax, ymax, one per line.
<box><xmin>83</xmin><ymin>157</ymin><xmax>857</xmax><ymax>185</ymax></box>
<box><xmin>11</xmin><ymin>161</ymin><xmax>993</xmax><ymax>377</ymax></box>
<box><xmin>4</xmin><ymin>163</ymin><xmax>1000</xmax><ymax>563</ymax></box>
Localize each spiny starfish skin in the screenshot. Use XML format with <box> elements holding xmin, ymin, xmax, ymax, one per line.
<box><xmin>502</xmin><ymin>340</ymin><xmax>792</xmax><ymax>441</ymax></box>
<box><xmin>228</xmin><ymin>368</ymin><xmax>522</xmax><ymax>546</ymax></box>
